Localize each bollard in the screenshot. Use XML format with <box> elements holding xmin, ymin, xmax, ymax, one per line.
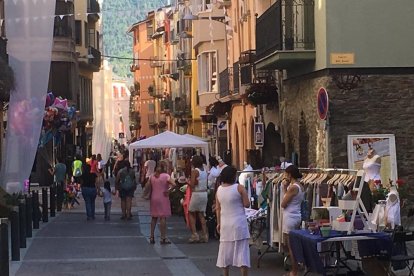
<box><xmin>25</xmin><ymin>195</ymin><xmax>33</xmax><ymax>238</ymax></box>
<box><xmin>10</xmin><ymin>207</ymin><xmax>20</xmax><ymax>261</ymax></box>
<box><xmin>42</xmin><ymin>188</ymin><xmax>48</xmax><ymax>223</ymax></box>
<box><xmin>18</xmin><ymin>199</ymin><xmax>27</xmax><ymax>248</ymax></box>
<box><xmin>32</xmin><ymin>191</ymin><xmax>40</xmax><ymax>229</ymax></box>
<box><xmin>0</xmin><ymin>219</ymin><xmax>9</xmax><ymax>276</ymax></box>
<box><xmin>50</xmin><ymin>184</ymin><xmax>56</xmax><ymax>217</ymax></box>
<box><xmin>56</xmin><ymin>182</ymin><xmax>63</xmax><ymax>212</ymax></box>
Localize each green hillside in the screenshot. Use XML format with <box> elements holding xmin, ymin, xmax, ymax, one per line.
<box><xmin>102</xmin><ymin>0</ymin><xmax>168</xmax><ymax>78</ymax></box>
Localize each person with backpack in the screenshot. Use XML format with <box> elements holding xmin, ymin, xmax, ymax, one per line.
<box><xmin>72</xmin><ymin>155</ymin><xmax>83</xmax><ymax>185</ymax></box>
<box><xmin>116</xmin><ymin>160</ymin><xmax>136</xmax><ymax>220</ymax></box>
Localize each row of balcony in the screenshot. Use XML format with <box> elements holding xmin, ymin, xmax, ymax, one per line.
<box><xmin>147</xmin><ymin>100</ymin><xmax>189</xmax><ymax>124</ymax></box>
<box><xmin>219</xmin><ymin>60</ymin><xmax>253</xmax><ymax>98</ymax></box>
<box><xmin>219</xmin><ymin>0</ymin><xmax>315</xmax><ymax>99</ymax></box>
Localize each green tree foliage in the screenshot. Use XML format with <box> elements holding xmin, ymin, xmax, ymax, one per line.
<box><xmin>102</xmin><ymin>0</ymin><xmax>168</xmax><ymax>78</ymax></box>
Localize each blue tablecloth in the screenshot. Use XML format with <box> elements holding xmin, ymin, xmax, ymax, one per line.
<box><xmin>289</xmin><ymin>230</ymin><xmax>392</xmax><ymax>275</ymax></box>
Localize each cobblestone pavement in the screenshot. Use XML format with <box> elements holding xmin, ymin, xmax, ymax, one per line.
<box><xmin>10</xmin><ymin>180</ymin><xmax>287</xmax><ymax>276</ymax></box>
<box><xmin>9</xmin><ymin>179</ymin><xmax>412</xmax><ymax>275</ymax></box>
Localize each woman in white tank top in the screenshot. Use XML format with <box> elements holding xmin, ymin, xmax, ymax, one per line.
<box><xmin>188</xmin><ymin>156</ymin><xmax>209</xmax><ymax>243</ymax></box>
<box><xmin>281</xmin><ymin>165</ymin><xmax>304</xmax><ymax>276</ymax></box>
<box><xmin>216</xmin><ymin>166</ymin><xmax>250</xmax><ymax>276</ymax></box>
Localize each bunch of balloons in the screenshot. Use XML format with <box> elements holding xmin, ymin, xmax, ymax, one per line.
<box><xmin>39</xmin><ymin>92</ymin><xmax>76</xmax><ymax>147</ymax></box>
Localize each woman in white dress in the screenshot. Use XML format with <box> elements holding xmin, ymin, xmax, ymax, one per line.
<box><xmin>362</xmin><ymin>147</ymin><xmax>380</xmax><ymax>212</ymax></box>
<box><xmin>281</xmin><ymin>165</ymin><xmax>305</xmax><ymax>276</ymax></box>
<box><xmin>216</xmin><ymin>166</ymin><xmax>250</xmax><ymax>276</ymax></box>
<box><xmin>188</xmin><ymin>155</ymin><xmax>209</xmax><ymax>243</ymax></box>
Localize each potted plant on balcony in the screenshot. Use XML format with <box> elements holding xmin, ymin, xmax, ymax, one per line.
<box><xmin>244</xmin><ymin>82</ymin><xmax>278</xmax><ymax>106</ymax></box>
<box><xmin>206</xmin><ymin>101</ymin><xmax>231</xmax><ymax>117</ymax></box>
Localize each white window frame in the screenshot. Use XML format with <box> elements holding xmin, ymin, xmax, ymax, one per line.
<box><xmin>197</xmin><ymin>50</ymin><xmax>218</xmax><ymax>94</ymax></box>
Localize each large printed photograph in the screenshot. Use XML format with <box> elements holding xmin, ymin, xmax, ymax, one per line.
<box><xmin>347</xmin><ymin>134</ymin><xmax>398</xmax><ymax>186</ymax></box>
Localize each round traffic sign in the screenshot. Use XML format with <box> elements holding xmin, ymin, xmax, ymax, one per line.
<box><xmin>317</xmin><ymin>87</ymin><xmax>329</xmax><ymax>120</ymax></box>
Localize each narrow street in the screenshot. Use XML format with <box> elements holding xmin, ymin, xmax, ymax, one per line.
<box><xmin>10</xmin><ymin>181</ymin><xmax>286</xmax><ymax>276</ymax></box>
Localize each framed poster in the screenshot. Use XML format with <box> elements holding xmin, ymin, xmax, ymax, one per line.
<box><xmin>254</xmin><ymin>122</ymin><xmax>264</xmax><ymax>147</ymax></box>
<box><xmin>347</xmin><ymin>134</ymin><xmax>398</xmax><ymax>185</ymax></box>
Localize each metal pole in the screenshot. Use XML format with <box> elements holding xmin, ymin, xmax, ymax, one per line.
<box><xmin>25</xmin><ymin>195</ymin><xmax>33</xmax><ymax>238</ymax></box>
<box><xmin>10</xmin><ymin>207</ymin><xmax>20</xmax><ymax>261</ymax></box>
<box><xmin>42</xmin><ymin>188</ymin><xmax>48</xmax><ymax>222</ymax></box>
<box><xmin>56</xmin><ymin>182</ymin><xmax>63</xmax><ymax>212</ymax></box>
<box><xmin>32</xmin><ymin>191</ymin><xmax>40</xmax><ymax>229</ymax></box>
<box><xmin>18</xmin><ymin>199</ymin><xmax>27</xmax><ymax>248</ymax></box>
<box><xmin>50</xmin><ymin>184</ymin><xmax>56</xmax><ymax>217</ymax></box>
<box><xmin>0</xmin><ymin>219</ymin><xmax>9</xmax><ymax>276</ymax></box>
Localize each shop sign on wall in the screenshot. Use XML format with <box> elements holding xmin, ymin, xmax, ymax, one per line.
<box><xmin>254</xmin><ymin>122</ymin><xmax>264</xmax><ymax>147</ymax></box>
<box><xmin>330</xmin><ymin>53</ymin><xmax>355</xmax><ymax>65</ymax></box>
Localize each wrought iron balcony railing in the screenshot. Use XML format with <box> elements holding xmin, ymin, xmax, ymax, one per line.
<box><xmin>88</xmin><ymin>46</ymin><xmax>101</xmax><ymax>69</ymax></box>
<box><xmin>233</xmin><ymin>62</ymin><xmax>239</xmax><ymax>94</ymax></box>
<box><xmin>240</xmin><ymin>63</ymin><xmax>255</xmax><ymax>85</ymax></box>
<box><xmin>239</xmin><ymin>50</ymin><xmax>256</xmax><ymax>65</ymax></box>
<box><xmin>219</xmin><ymin>67</ymin><xmax>233</xmax><ymax>98</ymax></box>
<box><xmin>87</xmin><ymin>0</ymin><xmax>100</xmax><ymax>13</ymax></box>
<box><xmin>256</xmin><ymin>0</ymin><xmax>315</xmax><ymax>61</ymax></box>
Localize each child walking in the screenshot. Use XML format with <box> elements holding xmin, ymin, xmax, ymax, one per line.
<box><xmin>100</xmin><ymin>181</ymin><xmax>116</xmax><ymax>221</ymax></box>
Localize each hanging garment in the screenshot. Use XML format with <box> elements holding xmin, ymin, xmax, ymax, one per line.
<box><xmin>385</xmin><ymin>190</ymin><xmax>401</xmax><ymax>229</ymax></box>
<box><xmin>371</xmin><ymin>203</ymin><xmax>386</xmax><ymax>230</ymax></box>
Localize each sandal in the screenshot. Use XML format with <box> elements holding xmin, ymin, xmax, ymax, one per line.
<box><xmin>149</xmin><ymin>237</ymin><xmax>155</xmax><ymax>244</ymax></box>
<box><xmin>200</xmin><ymin>234</ymin><xmax>209</xmax><ymax>243</ymax></box>
<box><xmin>188</xmin><ymin>233</ymin><xmax>199</xmax><ymax>243</ymax></box>
<box><xmin>160</xmin><ymin>238</ymin><xmax>171</xmax><ymax>245</ymax></box>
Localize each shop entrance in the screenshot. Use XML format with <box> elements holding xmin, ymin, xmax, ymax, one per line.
<box><xmin>263</xmin><ymin>122</ymin><xmax>284</xmax><ymax>167</ymax></box>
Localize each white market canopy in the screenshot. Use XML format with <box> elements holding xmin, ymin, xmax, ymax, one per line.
<box><xmin>128</xmin><ymin>131</ymin><xmax>209</xmax><ymax>164</ymax></box>
<box><xmin>183</xmin><ymin>133</ymin><xmax>209</xmax><ymax>142</ymax></box>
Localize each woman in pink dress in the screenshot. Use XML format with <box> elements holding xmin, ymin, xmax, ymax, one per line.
<box><xmin>149</xmin><ymin>161</ymin><xmax>175</xmax><ymax>244</ymax></box>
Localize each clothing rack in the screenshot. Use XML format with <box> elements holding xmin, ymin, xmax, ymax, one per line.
<box><xmin>299</xmin><ymin>168</ymin><xmax>373</xmax><ymax>234</ymax></box>
<box><xmin>298</xmin><ymin>167</ymin><xmax>359</xmax><ymax>173</ymax></box>
<box><xmin>237</xmin><ymin>169</ymin><xmax>282</xmax><ymax>267</ymax></box>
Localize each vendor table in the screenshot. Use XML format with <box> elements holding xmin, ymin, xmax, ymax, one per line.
<box><xmin>289</xmin><ymin>229</ymin><xmax>392</xmax><ymax>275</ymax></box>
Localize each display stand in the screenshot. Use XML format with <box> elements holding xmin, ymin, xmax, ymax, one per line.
<box><xmin>333</xmin><ymin>169</ymin><xmax>374</xmax><ymax>234</ymax></box>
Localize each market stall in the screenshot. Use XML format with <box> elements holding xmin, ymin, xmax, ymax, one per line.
<box><xmin>128</xmin><ymin>131</ymin><xmax>210</xmax><ymax>167</ymax></box>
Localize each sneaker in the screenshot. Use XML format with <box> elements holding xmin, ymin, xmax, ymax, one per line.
<box><xmin>188</xmin><ymin>233</ymin><xmax>199</xmax><ymax>243</ymax></box>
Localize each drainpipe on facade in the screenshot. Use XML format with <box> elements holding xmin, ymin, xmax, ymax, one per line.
<box><xmin>242</xmin><ymin>100</ymin><xmax>248</xmax><ymax>167</ymax></box>
<box><xmin>277</xmin><ymin>70</ymin><xmax>284</xmax><ymax>145</ymax></box>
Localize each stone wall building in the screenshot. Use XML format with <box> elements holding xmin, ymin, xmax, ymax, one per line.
<box><xmin>281</xmin><ymin>70</ymin><xmax>414</xmax><ymax>182</ymax></box>
<box><xmin>257</xmin><ymin>0</ymin><xmax>414</xmax><ymax>183</ymax></box>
